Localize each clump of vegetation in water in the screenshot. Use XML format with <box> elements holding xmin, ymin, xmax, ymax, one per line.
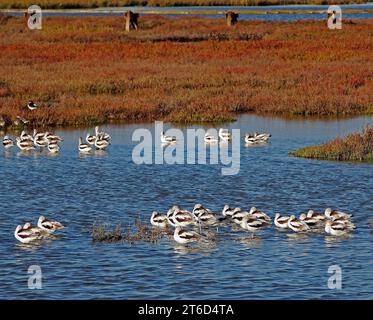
<box><xmin>0</xmin><ymin>0</ymin><xmax>366</xmax><ymax>10</ymax></box>
<box><xmin>92</xmin><ymin>219</ymin><xmax>167</xmax><ymax>244</ymax></box>
<box><xmin>290</xmin><ymin>126</ymin><xmax>373</xmax><ymax>163</ymax></box>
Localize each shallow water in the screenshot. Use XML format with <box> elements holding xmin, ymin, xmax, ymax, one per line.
<box><xmin>107</xmin><ymin>4</ymin><xmax>373</xmax><ymax>21</ymax></box>
<box><xmin>0</xmin><ymin>114</ymin><xmax>372</xmax><ymax>299</ymax></box>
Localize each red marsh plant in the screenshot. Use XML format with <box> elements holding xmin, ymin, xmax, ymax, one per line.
<box><xmin>290</xmin><ymin>126</ymin><xmax>373</xmax><ymax>162</ymax></box>
<box><xmin>0</xmin><ymin>15</ymin><xmax>372</xmax><ymax>127</ymax></box>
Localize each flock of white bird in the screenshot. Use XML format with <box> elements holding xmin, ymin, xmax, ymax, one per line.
<box><xmin>1</xmin><ymin>126</ymin><xmax>111</xmax><ymax>153</ymax></box>
<box><xmin>14</xmin><ymin>216</ymin><xmax>65</xmax><ymax>244</ymax></box>
<box><xmin>151</xmin><ymin>205</ymin><xmax>356</xmax><ymax>244</ymax></box>
<box><xmin>161</xmin><ymin>129</ymin><xmax>271</xmax><ymax>145</ymax></box>
<box><xmin>3</xmin><ymin>127</ymin><xmax>266</xmax><ymax>153</ymax></box>
<box><xmin>78</xmin><ymin>126</ymin><xmax>111</xmax><ymax>153</ymax></box>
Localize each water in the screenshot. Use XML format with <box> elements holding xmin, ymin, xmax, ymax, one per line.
<box><xmin>0</xmin><ymin>114</ymin><xmax>372</xmax><ymax>299</ymax></box>
<box><xmin>103</xmin><ymin>4</ymin><xmax>373</xmax><ymax>21</ymax></box>
<box><xmin>6</xmin><ymin>4</ymin><xmax>373</xmax><ymax>20</ymax></box>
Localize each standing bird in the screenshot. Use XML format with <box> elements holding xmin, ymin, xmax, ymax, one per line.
<box><xmin>307</xmin><ymin>210</ymin><xmax>326</xmax><ymax>221</ymax></box>
<box><xmin>48</xmin><ymin>142</ymin><xmax>60</xmax><ymax>153</ymax></box>
<box><xmin>95</xmin><ymin>137</ymin><xmax>110</xmax><ymax>150</ymax></box>
<box><xmin>27</xmin><ymin>101</ymin><xmax>38</xmax><ymax>111</ymax></box>
<box><xmin>95</xmin><ymin>126</ymin><xmax>111</xmax><ymax>142</ymax></box>
<box><xmin>274</xmin><ymin>213</ymin><xmax>291</xmax><ymax>229</ymax></box>
<box><xmin>325</xmin><ymin>220</ymin><xmax>356</xmax><ymax>236</ymax></box>
<box><xmin>20</xmin><ymin>130</ymin><xmax>33</xmax><ymax>142</ymax></box>
<box><xmin>192</xmin><ymin>204</ymin><xmax>219</xmax><ymax>227</ymax></box>
<box><xmin>160</xmin><ymin>131</ymin><xmax>176</xmax><ymax>144</ymax></box>
<box><xmin>249</xmin><ymin>207</ymin><xmax>271</xmax><ymax>222</ymax></box>
<box><xmin>231</xmin><ymin>209</ymin><xmax>249</xmax><ymax>225</ymax></box>
<box><xmin>287</xmin><ymin>215</ymin><xmax>310</xmax><ymax>232</ymax></box>
<box><xmin>204</xmin><ymin>132</ymin><xmax>219</xmax><ymax>143</ymax></box>
<box><xmin>325</xmin><ymin>208</ymin><xmax>353</xmax><ymax>221</ymax></box>
<box><xmin>16</xmin><ymin>137</ymin><xmax>35</xmax><ymax>151</ymax></box>
<box><xmin>86</xmin><ymin>132</ymin><xmax>96</xmax><ymax>145</ymax></box>
<box><xmin>174</xmin><ymin>227</ymin><xmax>200</xmax><ymax>245</ymax></box>
<box><xmin>241</xmin><ymin>215</ymin><xmax>270</xmax><ymax>232</ymax></box>
<box><xmin>79</xmin><ymin>137</ymin><xmax>92</xmax><ymax>153</ymax></box>
<box><xmin>299</xmin><ymin>213</ymin><xmax>320</xmax><ymax>227</ymax></box>
<box><xmin>166</xmin><ymin>205</ymin><xmax>180</xmax><ymax>226</ymax></box>
<box><xmin>3</xmin><ymin>136</ymin><xmax>14</xmax><ymax>149</ymax></box>
<box><xmin>222</xmin><ymin>205</ymin><xmax>241</xmax><ymax>218</ymax></box>
<box><xmin>14</xmin><ymin>224</ymin><xmax>44</xmax><ymax>244</ymax></box>
<box><xmin>218</xmin><ymin>128</ymin><xmax>231</xmax><ymax>141</ymax></box>
<box><xmin>46</xmin><ymin>132</ymin><xmax>64</xmax><ymax>144</ymax></box>
<box><xmin>150</xmin><ymin>211</ymin><xmax>168</xmax><ymax>228</ymax></box>
<box><xmin>34</xmin><ymin>134</ymin><xmax>49</xmax><ymax>151</ymax></box>
<box><xmin>170</xmin><ymin>209</ymin><xmax>196</xmax><ymax>228</ymax></box>
<box><xmin>37</xmin><ymin>215</ymin><xmax>65</xmax><ymax>233</ymax></box>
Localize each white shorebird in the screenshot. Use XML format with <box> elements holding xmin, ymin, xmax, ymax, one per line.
<box><xmin>288</xmin><ymin>215</ymin><xmax>310</xmax><ymax>232</ymax></box>
<box><xmin>33</xmin><ymin>129</ymin><xmax>45</xmax><ymax>140</ymax></box>
<box><xmin>325</xmin><ymin>208</ymin><xmax>353</xmax><ymax>221</ymax></box>
<box><xmin>48</xmin><ymin>142</ymin><xmax>60</xmax><ymax>153</ymax></box>
<box><xmin>16</xmin><ymin>137</ymin><xmax>35</xmax><ymax>151</ymax></box>
<box><xmin>150</xmin><ymin>211</ymin><xmax>168</xmax><ymax>228</ymax></box>
<box><xmin>241</xmin><ymin>215</ymin><xmax>270</xmax><ymax>233</ymax></box>
<box><xmin>192</xmin><ymin>204</ymin><xmax>218</xmax><ymax>226</ymax></box>
<box><xmin>79</xmin><ymin>137</ymin><xmax>92</xmax><ymax>153</ymax></box>
<box><xmin>160</xmin><ymin>131</ymin><xmax>176</xmax><ymax>144</ymax></box>
<box><xmin>325</xmin><ymin>220</ymin><xmax>356</xmax><ymax>236</ymax></box>
<box><xmin>174</xmin><ymin>227</ymin><xmax>200</xmax><ymax>244</ymax></box>
<box><xmin>14</xmin><ymin>224</ymin><xmax>44</xmax><ymax>243</ymax></box>
<box><xmin>86</xmin><ymin>132</ymin><xmax>96</xmax><ymax>145</ymax></box>
<box><xmin>245</xmin><ymin>132</ymin><xmax>271</xmax><ymax>144</ymax></box>
<box><xmin>95</xmin><ymin>137</ymin><xmax>110</xmax><ymax>150</ymax></box>
<box><xmin>95</xmin><ymin>126</ymin><xmax>111</xmax><ymax>142</ymax></box>
<box><xmin>231</xmin><ymin>209</ymin><xmax>249</xmax><ymax>225</ymax></box>
<box><xmin>222</xmin><ymin>205</ymin><xmax>241</xmax><ymax>218</ymax></box>
<box><xmin>166</xmin><ymin>205</ymin><xmax>181</xmax><ymax>227</ymax></box>
<box><xmin>46</xmin><ymin>132</ymin><xmax>63</xmax><ymax>143</ymax></box>
<box><xmin>307</xmin><ymin>210</ymin><xmax>326</xmax><ymax>221</ymax></box>
<box><xmin>254</xmin><ymin>132</ymin><xmax>271</xmax><ymax>141</ymax></box>
<box><xmin>299</xmin><ymin>213</ymin><xmax>320</xmax><ymax>227</ymax></box>
<box><xmin>274</xmin><ymin>213</ymin><xmax>291</xmax><ymax>229</ymax></box>
<box><xmin>204</xmin><ymin>132</ymin><xmax>219</xmax><ymax>143</ymax></box>
<box><xmin>170</xmin><ymin>209</ymin><xmax>196</xmax><ymax>228</ymax></box>
<box><xmin>20</xmin><ymin>130</ymin><xmax>33</xmax><ymax>142</ymax></box>
<box><xmin>34</xmin><ymin>135</ymin><xmax>49</xmax><ymax>151</ymax></box>
<box><xmin>27</xmin><ymin>101</ymin><xmax>38</xmax><ymax>111</ymax></box>
<box><xmin>37</xmin><ymin>215</ymin><xmax>65</xmax><ymax>233</ymax></box>
<box><xmin>218</xmin><ymin>128</ymin><xmax>231</xmax><ymax>141</ymax></box>
<box><xmin>249</xmin><ymin>207</ymin><xmax>271</xmax><ymax>222</ymax></box>
<box><xmin>3</xmin><ymin>136</ymin><xmax>14</xmax><ymax>149</ymax></box>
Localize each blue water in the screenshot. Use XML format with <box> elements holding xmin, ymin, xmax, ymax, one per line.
<box><xmin>5</xmin><ymin>4</ymin><xmax>373</xmax><ymax>20</ymax></box>
<box><xmin>104</xmin><ymin>4</ymin><xmax>373</xmax><ymax>21</ymax></box>
<box><xmin>0</xmin><ymin>114</ymin><xmax>372</xmax><ymax>299</ymax></box>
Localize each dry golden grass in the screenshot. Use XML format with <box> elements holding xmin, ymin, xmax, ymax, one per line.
<box><xmin>291</xmin><ymin>126</ymin><xmax>373</xmax><ymax>162</ymax></box>
<box><xmin>0</xmin><ymin>15</ymin><xmax>372</xmax><ymax>127</ymax></box>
